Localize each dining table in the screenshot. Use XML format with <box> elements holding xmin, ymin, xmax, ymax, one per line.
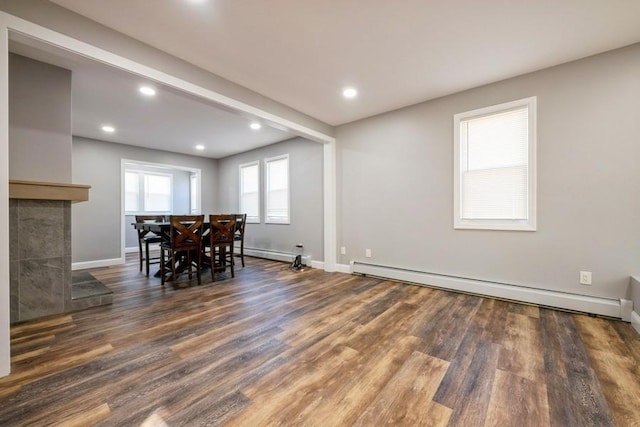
<box><xmin>132</xmin><ymin>220</ymin><xmax>237</xmax><ymax>279</ymax></box>
<box><xmin>133</xmin><ymin>221</ymin><xmax>203</xmax><ymax>279</ymax></box>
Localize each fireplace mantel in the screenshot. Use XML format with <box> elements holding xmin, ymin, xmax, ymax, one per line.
<box><xmin>9</xmin><ymin>180</ymin><xmax>90</xmax><ymax>202</ymax></box>
<box><xmin>9</xmin><ymin>179</ymin><xmax>107</xmax><ymax>324</ymax></box>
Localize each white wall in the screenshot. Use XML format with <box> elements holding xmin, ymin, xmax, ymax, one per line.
<box><xmin>72</xmin><ymin>137</ymin><xmax>218</xmax><ymax>263</ymax></box>
<box><xmin>337</xmin><ymin>43</ymin><xmax>640</xmax><ymax>300</ymax></box>
<box><xmin>217</xmin><ymin>137</ymin><xmax>324</xmax><ymax>262</ymax></box>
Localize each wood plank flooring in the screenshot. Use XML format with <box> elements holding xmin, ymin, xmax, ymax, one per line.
<box><xmin>1</xmin><ymin>256</ymin><xmax>639</xmax><ymax>426</ymax></box>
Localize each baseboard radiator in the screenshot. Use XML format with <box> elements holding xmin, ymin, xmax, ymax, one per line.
<box><xmin>244</xmin><ymin>247</ymin><xmax>311</xmax><ymax>267</ymax></box>
<box><xmin>352</xmin><ymin>261</ymin><xmax>622</xmax><ymax>319</ymax></box>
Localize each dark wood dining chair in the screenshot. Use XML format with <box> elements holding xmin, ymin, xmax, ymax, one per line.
<box><xmin>207</xmin><ymin>214</ymin><xmax>236</xmax><ymax>282</ymax></box>
<box><xmin>234</xmin><ymin>213</ymin><xmax>247</xmax><ymax>267</ymax></box>
<box><xmin>159</xmin><ymin>215</ymin><xmax>204</xmax><ymax>287</ymax></box>
<box><xmin>135</xmin><ymin>215</ymin><xmax>165</xmax><ymax>276</ymax></box>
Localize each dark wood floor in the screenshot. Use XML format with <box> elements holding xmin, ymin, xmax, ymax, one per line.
<box><xmin>1</xmin><ymin>256</ymin><xmax>639</xmax><ymax>426</ymax></box>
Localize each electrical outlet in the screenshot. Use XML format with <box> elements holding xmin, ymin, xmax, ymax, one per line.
<box><xmin>579</xmin><ymin>271</ymin><xmax>592</xmax><ymax>285</ymax></box>
<box><xmin>340</xmin><ymin>246</ymin><xmax>346</xmax><ymax>255</ymax></box>
<box><xmin>365</xmin><ymin>248</ymin><xmax>372</xmax><ymax>258</ymax></box>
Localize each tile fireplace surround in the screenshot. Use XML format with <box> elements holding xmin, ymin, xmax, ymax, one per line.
<box><xmin>8</xmin><ymin>180</ymin><xmax>108</xmax><ymax>323</ymax></box>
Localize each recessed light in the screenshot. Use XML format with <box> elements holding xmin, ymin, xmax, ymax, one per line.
<box><xmin>195</xmin><ymin>144</ymin><xmax>205</xmax><ymax>151</ymax></box>
<box><xmin>139</xmin><ymin>86</ymin><xmax>156</xmax><ymax>96</ymax></box>
<box><xmin>250</xmin><ymin>122</ymin><xmax>261</xmax><ymax>130</ymax></box>
<box><xmin>101</xmin><ymin>125</ymin><xmax>115</xmax><ymax>133</ymax></box>
<box><xmin>342</xmin><ymin>87</ymin><xmax>358</xmax><ymax>99</ymax></box>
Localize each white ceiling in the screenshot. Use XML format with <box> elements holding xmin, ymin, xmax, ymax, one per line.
<box><xmin>11</xmin><ymin>1</ymin><xmax>639</xmax><ymax>159</ymax></box>
<box><xmin>10</xmin><ymin>35</ymin><xmax>296</xmax><ymax>159</ymax></box>
<box><xmin>49</xmin><ymin>0</ymin><xmax>640</xmax><ymax>126</ymax></box>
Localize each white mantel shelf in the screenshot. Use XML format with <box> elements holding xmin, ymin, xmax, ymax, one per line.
<box><xmin>9</xmin><ymin>180</ymin><xmax>90</xmax><ymax>202</ymax></box>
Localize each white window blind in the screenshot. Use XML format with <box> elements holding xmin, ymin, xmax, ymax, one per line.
<box><xmin>240</xmin><ymin>161</ymin><xmax>260</xmax><ymax>223</ymax></box>
<box><xmin>265</xmin><ymin>155</ymin><xmax>290</xmax><ymax>224</ymax></box>
<box><xmin>144</xmin><ymin>174</ymin><xmax>171</xmax><ymax>212</ymax></box>
<box><xmin>124</xmin><ymin>171</ymin><xmax>140</xmax><ymax>212</ymax></box>
<box><xmin>124</xmin><ymin>170</ymin><xmax>172</xmax><ymax>214</ymax></box>
<box><xmin>454</xmin><ymin>97</ymin><xmax>536</xmax><ymax>230</ymax></box>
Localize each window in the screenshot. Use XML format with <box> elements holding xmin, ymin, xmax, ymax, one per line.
<box><xmin>190</xmin><ymin>173</ymin><xmax>199</xmax><ymax>214</ymax></box>
<box><xmin>124</xmin><ymin>171</ymin><xmax>140</xmax><ymax>212</ymax></box>
<box><xmin>454</xmin><ymin>97</ymin><xmax>536</xmax><ymax>230</ymax></box>
<box><xmin>239</xmin><ymin>161</ymin><xmax>260</xmax><ymax>223</ymax></box>
<box><xmin>124</xmin><ymin>170</ymin><xmax>172</xmax><ymax>214</ymax></box>
<box><xmin>265</xmin><ymin>155</ymin><xmax>290</xmax><ymax>224</ymax></box>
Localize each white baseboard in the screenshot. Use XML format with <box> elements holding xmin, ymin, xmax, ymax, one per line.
<box><xmin>632</xmin><ymin>311</ymin><xmax>640</xmax><ymax>336</ymax></box>
<box><xmin>621</xmin><ymin>299</ymin><xmax>633</xmax><ymax>322</ymax></box>
<box><xmin>125</xmin><ymin>244</ymin><xmax>160</xmax><ymax>254</ymax></box>
<box><xmin>72</xmin><ymin>257</ymin><xmax>124</xmax><ymax>271</ymax></box>
<box><xmin>335</xmin><ymin>263</ymin><xmax>353</xmax><ymax>274</ymax></box>
<box><xmin>352</xmin><ymin>262</ymin><xmax>621</xmax><ymax>318</ymax></box>
<box><xmin>311</xmin><ymin>260</ymin><xmax>324</xmax><ymax>269</ymax></box>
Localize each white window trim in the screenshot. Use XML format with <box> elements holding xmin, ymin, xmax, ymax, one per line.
<box><xmin>124</xmin><ymin>169</ymin><xmax>173</xmax><ymax>215</ymax></box>
<box><xmin>189</xmin><ymin>172</ymin><xmax>201</xmax><ymax>214</ymax></box>
<box><xmin>453</xmin><ymin>96</ymin><xmax>537</xmax><ymax>231</ymax></box>
<box><xmin>264</xmin><ymin>154</ymin><xmax>291</xmax><ymax>225</ymax></box>
<box><xmin>239</xmin><ymin>160</ymin><xmax>261</xmax><ymax>224</ymax></box>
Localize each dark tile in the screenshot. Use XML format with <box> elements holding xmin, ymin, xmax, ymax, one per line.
<box><xmin>63</xmin><ymin>256</ymin><xmax>72</xmax><ymax>308</ymax></box>
<box><xmin>100</xmin><ymin>294</ymin><xmax>114</xmax><ymax>305</ymax></box>
<box><xmin>19</xmin><ymin>257</ymin><xmax>65</xmax><ymax>321</ymax></box>
<box><xmin>63</xmin><ymin>201</ymin><xmax>71</xmax><ymax>257</ymax></box>
<box><xmin>10</xmin><ymin>261</ymin><xmax>19</xmax><ymax>323</ymax></box>
<box><xmin>19</xmin><ymin>199</ymin><xmax>63</xmax><ymax>209</ymax></box>
<box><xmin>68</xmin><ymin>295</ymin><xmax>103</xmax><ymax>311</ymax></box>
<box><xmin>9</xmin><ymin>203</ymin><xmax>19</xmax><ymax>261</ymax></box>
<box><xmin>19</xmin><ymin>201</ymin><xmax>66</xmax><ymax>259</ymax></box>
<box><xmin>71</xmin><ymin>280</ymin><xmax>112</xmax><ymax>299</ymax></box>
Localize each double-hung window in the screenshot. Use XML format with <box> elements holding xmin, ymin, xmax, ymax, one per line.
<box><xmin>265</xmin><ymin>154</ymin><xmax>290</xmax><ymax>224</ymax></box>
<box><xmin>239</xmin><ymin>161</ymin><xmax>260</xmax><ymax>223</ymax></box>
<box><xmin>124</xmin><ymin>170</ymin><xmax>172</xmax><ymax>214</ymax></box>
<box><xmin>454</xmin><ymin>97</ymin><xmax>536</xmax><ymax>230</ymax></box>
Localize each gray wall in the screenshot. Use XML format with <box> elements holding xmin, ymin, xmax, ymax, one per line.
<box><xmin>336</xmin><ymin>43</ymin><xmax>640</xmax><ymax>299</ymax></box>
<box><xmin>72</xmin><ymin>137</ymin><xmax>218</xmax><ymax>263</ymax></box>
<box><xmin>9</xmin><ymin>53</ymin><xmax>72</xmax><ymax>182</ymax></box>
<box><xmin>217</xmin><ymin>137</ymin><xmax>324</xmax><ymax>262</ymax></box>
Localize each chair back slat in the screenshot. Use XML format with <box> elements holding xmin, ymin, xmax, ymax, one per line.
<box><xmin>209</xmin><ymin>215</ymin><xmax>237</xmax><ymax>245</ymax></box>
<box><xmin>169</xmin><ymin>215</ymin><xmax>204</xmax><ymax>250</ymax></box>
<box><xmin>235</xmin><ymin>213</ymin><xmax>247</xmax><ymax>234</ymax></box>
<box><xmin>135</xmin><ymin>215</ymin><xmax>164</xmax><ymax>239</ymax></box>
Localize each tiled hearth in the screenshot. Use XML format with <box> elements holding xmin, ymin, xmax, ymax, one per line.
<box><xmin>10</xmin><ymin>199</ymin><xmax>70</xmax><ymax>322</ymax></box>
<box><xmin>9</xmin><ymin>198</ymin><xmax>111</xmax><ymax>324</ymax></box>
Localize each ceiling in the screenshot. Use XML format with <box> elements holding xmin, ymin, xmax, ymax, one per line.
<box><xmin>9</xmin><ymin>34</ymin><xmax>296</xmax><ymax>159</ymax></box>
<box><xmin>48</xmin><ymin>0</ymin><xmax>640</xmax><ymax>127</ymax></box>
<box><xmin>9</xmin><ymin>1</ymin><xmax>639</xmax><ymax>159</ymax></box>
